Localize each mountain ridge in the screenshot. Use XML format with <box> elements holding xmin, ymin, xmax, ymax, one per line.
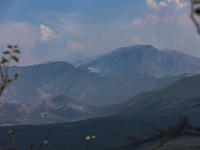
<box><xmin>1</xmin><ymin>45</ymin><xmax>199</xmax><ymax>106</ymax></box>
<box><xmin>1</xmin><ymin>61</ymin><xmax>188</xmax><ymax>105</ymax></box>
<box><xmin>0</xmin><ymin>95</ymin><xmax>97</xmax><ymax>125</ymax></box>
<box><xmin>78</xmin><ymin>45</ymin><xmax>200</xmax><ymax>77</ymax></box>
<box><xmin>101</xmin><ymin>74</ymin><xmax>200</xmax><ymax>117</ymax></box>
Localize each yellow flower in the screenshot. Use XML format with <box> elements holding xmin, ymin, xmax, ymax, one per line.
<box><xmin>43</xmin><ymin>140</ymin><xmax>49</xmax><ymax>147</ymax></box>
<box><xmin>85</xmin><ymin>136</ymin><xmax>91</xmax><ymax>140</ymax></box>
<box><xmin>8</xmin><ymin>130</ymin><xmax>13</xmax><ymax>134</ymax></box>
<box><xmin>92</xmin><ymin>135</ymin><xmax>96</xmax><ymax>139</ymax></box>
<box><xmin>43</xmin><ymin>140</ymin><xmax>48</xmax><ymax>144</ymax></box>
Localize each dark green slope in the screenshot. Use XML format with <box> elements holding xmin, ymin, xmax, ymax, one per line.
<box><xmin>2</xmin><ymin>110</ymin><xmax>200</xmax><ymax>150</ymax></box>
<box><xmin>102</xmin><ymin>74</ymin><xmax>200</xmax><ymax>116</ymax></box>
<box><xmin>0</xmin><ymin>113</ymin><xmax>185</xmax><ymax>150</ymax></box>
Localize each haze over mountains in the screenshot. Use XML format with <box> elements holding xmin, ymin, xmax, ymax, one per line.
<box><xmin>1</xmin><ymin>44</ymin><xmax>200</xmax><ymax>125</ymax></box>
<box><xmin>2</xmin><ymin>62</ymin><xmax>187</xmax><ymax>106</ymax></box>
<box><xmin>0</xmin><ymin>95</ymin><xmax>95</xmax><ymax>125</ymax></box>
<box><xmin>102</xmin><ymin>74</ymin><xmax>200</xmax><ymax>117</ymax></box>
<box><xmin>78</xmin><ymin>45</ymin><xmax>200</xmax><ymax>77</ymax></box>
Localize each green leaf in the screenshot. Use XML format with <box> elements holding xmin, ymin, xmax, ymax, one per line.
<box><xmin>15</xmin><ymin>73</ymin><xmax>18</xmax><ymax>80</ymax></box>
<box><xmin>30</xmin><ymin>144</ymin><xmax>34</xmax><ymax>149</ymax></box>
<box><xmin>3</xmin><ymin>51</ymin><xmax>10</xmax><ymax>54</ymax></box>
<box><xmin>2</xmin><ymin>82</ymin><xmax>5</xmax><ymax>87</ymax></box>
<box><xmin>194</xmin><ymin>7</ymin><xmax>200</xmax><ymax>16</ymax></box>
<box><xmin>16</xmin><ymin>136</ymin><xmax>20</xmax><ymax>140</ymax></box>
<box><xmin>11</xmin><ymin>56</ymin><xmax>19</xmax><ymax>63</ymax></box>
<box><xmin>1</xmin><ymin>85</ymin><xmax>5</xmax><ymax>90</ymax></box>
<box><xmin>1</xmin><ymin>57</ymin><xmax>8</xmax><ymax>64</ymax></box>
<box><xmin>7</xmin><ymin>45</ymin><xmax>13</xmax><ymax>49</ymax></box>
<box><xmin>7</xmin><ymin>79</ymin><xmax>12</xmax><ymax>83</ymax></box>
<box><xmin>14</xmin><ymin>45</ymin><xmax>18</xmax><ymax>49</ymax></box>
<box><xmin>1</xmin><ymin>73</ymin><xmax>4</xmax><ymax>78</ymax></box>
<box><xmin>13</xmin><ymin>49</ymin><xmax>21</xmax><ymax>54</ymax></box>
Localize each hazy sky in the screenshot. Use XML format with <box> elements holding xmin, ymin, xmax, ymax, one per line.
<box><xmin>0</xmin><ymin>0</ymin><xmax>198</xmax><ymax>66</ymax></box>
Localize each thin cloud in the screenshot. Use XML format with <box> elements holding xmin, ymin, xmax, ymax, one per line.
<box><xmin>167</xmin><ymin>0</ymin><xmax>187</xmax><ymax>10</ymax></box>
<box><xmin>0</xmin><ymin>22</ymin><xmax>43</xmax><ymax>66</ymax></box>
<box><xmin>147</xmin><ymin>0</ymin><xmax>187</xmax><ymax>10</ymax></box>
<box><xmin>120</xmin><ymin>18</ymin><xmax>143</xmax><ymax>29</ymax></box>
<box><xmin>67</xmin><ymin>40</ymin><xmax>92</xmax><ymax>52</ymax></box>
<box><xmin>174</xmin><ymin>0</ymin><xmax>187</xmax><ymax>10</ymax></box>
<box><xmin>131</xmin><ymin>19</ymin><xmax>143</xmax><ymax>26</ymax></box>
<box><xmin>0</xmin><ymin>22</ymin><xmax>39</xmax><ymax>46</ymax></box>
<box><xmin>159</xmin><ymin>1</ymin><xmax>168</xmax><ymax>7</ymax></box>
<box><xmin>146</xmin><ymin>0</ymin><xmax>168</xmax><ymax>10</ymax></box>
<box><xmin>146</xmin><ymin>15</ymin><xmax>160</xmax><ymax>24</ymax></box>
<box><xmin>40</xmin><ymin>24</ymin><xmax>57</xmax><ymax>42</ymax></box>
<box><xmin>146</xmin><ymin>0</ymin><xmax>158</xmax><ymax>9</ymax></box>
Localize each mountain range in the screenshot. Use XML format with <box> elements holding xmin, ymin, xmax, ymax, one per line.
<box><xmin>1</xmin><ymin>44</ymin><xmax>200</xmax><ymax>125</ymax></box>
<box><xmin>0</xmin><ymin>95</ymin><xmax>101</xmax><ymax>125</ymax></box>
<box><xmin>1</xmin><ymin>61</ymin><xmax>187</xmax><ymax>106</ymax></box>
<box><xmin>101</xmin><ymin>74</ymin><xmax>200</xmax><ymax>117</ymax></box>
<box><xmin>78</xmin><ymin>45</ymin><xmax>200</xmax><ymax>77</ymax></box>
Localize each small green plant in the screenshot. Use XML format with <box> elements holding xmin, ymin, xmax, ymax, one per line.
<box><xmin>85</xmin><ymin>135</ymin><xmax>96</xmax><ymax>150</ymax></box>
<box><xmin>0</xmin><ymin>45</ymin><xmax>50</xmax><ymax>150</ymax></box>
<box><xmin>0</xmin><ymin>45</ymin><xmax>20</xmax><ymax>97</ymax></box>
<box><xmin>0</xmin><ymin>45</ymin><xmax>20</xmax><ymax>150</ymax></box>
<box><xmin>38</xmin><ymin>140</ymin><xmax>50</xmax><ymax>150</ymax></box>
<box><xmin>3</xmin><ymin>128</ymin><xmax>50</xmax><ymax>150</ymax></box>
<box><xmin>4</xmin><ymin>128</ymin><xmax>20</xmax><ymax>150</ymax></box>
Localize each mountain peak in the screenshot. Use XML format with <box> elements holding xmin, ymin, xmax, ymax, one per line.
<box><xmin>128</xmin><ymin>44</ymin><xmax>155</xmax><ymax>49</ymax></box>
<box><xmin>112</xmin><ymin>44</ymin><xmax>157</xmax><ymax>54</ymax></box>
<box><xmin>78</xmin><ymin>45</ymin><xmax>200</xmax><ymax>77</ymax></box>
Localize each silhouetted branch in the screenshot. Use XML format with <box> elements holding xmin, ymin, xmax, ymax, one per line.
<box><xmin>190</xmin><ymin>0</ymin><xmax>200</xmax><ymax>35</ymax></box>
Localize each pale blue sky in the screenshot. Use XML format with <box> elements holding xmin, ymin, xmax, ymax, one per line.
<box><xmin>0</xmin><ymin>0</ymin><xmax>198</xmax><ymax>65</ymax></box>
